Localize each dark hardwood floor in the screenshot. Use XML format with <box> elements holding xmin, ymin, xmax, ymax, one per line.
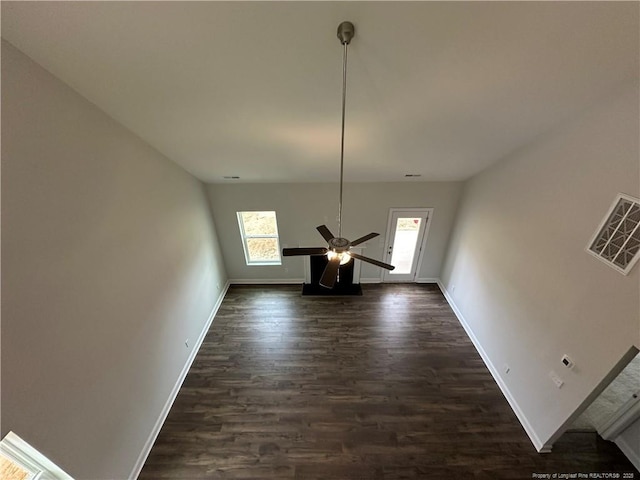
<box><xmin>140</xmin><ymin>284</ymin><xmax>638</xmax><ymax>479</ymax></box>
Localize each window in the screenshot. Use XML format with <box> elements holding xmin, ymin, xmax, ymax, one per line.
<box><xmin>587</xmin><ymin>193</ymin><xmax>640</xmax><ymax>275</ymax></box>
<box><xmin>0</xmin><ymin>431</ymin><xmax>73</xmax><ymax>480</ymax></box>
<box><xmin>237</xmin><ymin>211</ymin><xmax>282</xmax><ymax>265</ymax></box>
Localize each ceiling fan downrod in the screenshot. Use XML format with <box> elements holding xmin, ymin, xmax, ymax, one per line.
<box><xmin>336</xmin><ymin>21</ymin><xmax>354</xmax><ymax>238</ymax></box>
<box><xmin>280</xmin><ymin>21</ymin><xmax>395</xmax><ymax>289</ymax></box>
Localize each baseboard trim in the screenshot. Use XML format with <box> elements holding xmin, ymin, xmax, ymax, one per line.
<box><xmin>437</xmin><ymin>280</ymin><xmax>550</xmax><ymax>453</ymax></box>
<box><xmin>416</xmin><ymin>277</ymin><xmax>439</xmax><ymax>283</ymax></box>
<box><xmin>615</xmin><ymin>435</ymin><xmax>640</xmax><ymax>472</ymax></box>
<box><xmin>229</xmin><ymin>278</ymin><xmax>305</xmax><ymax>285</ymax></box>
<box><xmin>359</xmin><ymin>277</ymin><xmax>382</xmax><ymax>284</ymax></box>
<box><xmin>129</xmin><ymin>280</ymin><xmax>231</xmax><ymax>480</ymax></box>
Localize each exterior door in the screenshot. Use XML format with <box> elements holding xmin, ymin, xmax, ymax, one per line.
<box><xmin>382</xmin><ymin>208</ymin><xmax>431</xmax><ymax>282</ymax></box>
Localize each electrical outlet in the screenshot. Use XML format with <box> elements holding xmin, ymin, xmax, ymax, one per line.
<box><xmin>451</xmin><ymin>285</ymin><xmax>456</xmax><ymax>293</ymax></box>
<box><xmin>185</xmin><ymin>339</ymin><xmax>189</xmax><ymax>348</ymax></box>
<box><xmin>216</xmin><ymin>283</ymin><xmax>220</xmax><ymax>290</ymax></box>
<box><xmin>549</xmin><ymin>370</ymin><xmax>564</xmax><ymax>389</ymax></box>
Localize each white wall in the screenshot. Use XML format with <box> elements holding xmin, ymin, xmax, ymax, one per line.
<box><xmin>440</xmin><ymin>84</ymin><xmax>640</xmax><ymax>450</ymax></box>
<box><xmin>1</xmin><ymin>41</ymin><xmax>227</xmax><ymax>479</ymax></box>
<box><xmin>206</xmin><ymin>182</ymin><xmax>462</xmax><ymax>282</ymax></box>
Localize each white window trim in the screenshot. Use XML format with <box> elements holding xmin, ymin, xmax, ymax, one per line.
<box><xmin>237</xmin><ymin>211</ymin><xmax>282</xmax><ymax>266</ymax></box>
<box><xmin>0</xmin><ymin>431</ymin><xmax>73</xmax><ymax>480</ymax></box>
<box><xmin>585</xmin><ymin>192</ymin><xmax>640</xmax><ymax>275</ymax></box>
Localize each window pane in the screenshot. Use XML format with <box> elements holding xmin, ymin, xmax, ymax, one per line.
<box><xmin>241</xmin><ymin>211</ymin><xmax>278</xmax><ymax>235</ymax></box>
<box><xmin>246</xmin><ymin>238</ymin><xmax>280</xmax><ymax>262</ymax></box>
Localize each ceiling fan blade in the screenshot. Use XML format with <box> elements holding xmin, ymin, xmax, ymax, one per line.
<box><xmin>350</xmin><ymin>252</ymin><xmax>395</xmax><ymax>271</ymax></box>
<box><xmin>319</xmin><ymin>256</ymin><xmax>341</xmax><ymax>288</ymax></box>
<box><xmin>350</xmin><ymin>232</ymin><xmax>379</xmax><ymax>246</ymax></box>
<box><xmin>316</xmin><ymin>225</ymin><xmax>335</xmax><ymax>243</ymax></box>
<box><xmin>282</xmin><ymin>247</ymin><xmax>328</xmax><ymax>256</ymax></box>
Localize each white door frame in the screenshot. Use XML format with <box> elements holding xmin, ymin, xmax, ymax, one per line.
<box><xmin>381</xmin><ymin>208</ymin><xmax>433</xmax><ymax>282</ymax></box>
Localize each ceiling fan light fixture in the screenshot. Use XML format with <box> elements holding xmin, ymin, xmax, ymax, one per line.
<box><xmin>281</xmin><ymin>21</ymin><xmax>395</xmax><ymax>289</ymax></box>
<box><xmin>327</xmin><ymin>250</ymin><xmax>352</xmax><ymax>265</ymax></box>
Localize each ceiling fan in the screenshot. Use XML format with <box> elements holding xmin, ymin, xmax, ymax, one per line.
<box><xmin>282</xmin><ymin>21</ymin><xmax>395</xmax><ymax>289</ymax></box>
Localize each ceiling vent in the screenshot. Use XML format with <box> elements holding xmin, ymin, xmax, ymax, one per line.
<box><xmin>587</xmin><ymin>193</ymin><xmax>640</xmax><ymax>275</ymax></box>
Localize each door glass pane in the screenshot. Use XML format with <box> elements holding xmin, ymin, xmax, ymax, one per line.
<box><xmin>390</xmin><ymin>217</ymin><xmax>421</xmax><ymax>274</ymax></box>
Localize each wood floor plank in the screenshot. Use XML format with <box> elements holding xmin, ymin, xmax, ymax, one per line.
<box><xmin>140</xmin><ymin>284</ymin><xmax>638</xmax><ymax>479</ymax></box>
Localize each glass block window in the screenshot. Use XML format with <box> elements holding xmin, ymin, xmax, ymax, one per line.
<box><xmin>237</xmin><ymin>211</ymin><xmax>281</xmax><ymax>265</ymax></box>
<box><xmin>587</xmin><ymin>194</ymin><xmax>640</xmax><ymax>275</ymax></box>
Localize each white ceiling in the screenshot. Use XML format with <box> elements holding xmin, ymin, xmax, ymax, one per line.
<box><xmin>2</xmin><ymin>2</ymin><xmax>638</xmax><ymax>183</ymax></box>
